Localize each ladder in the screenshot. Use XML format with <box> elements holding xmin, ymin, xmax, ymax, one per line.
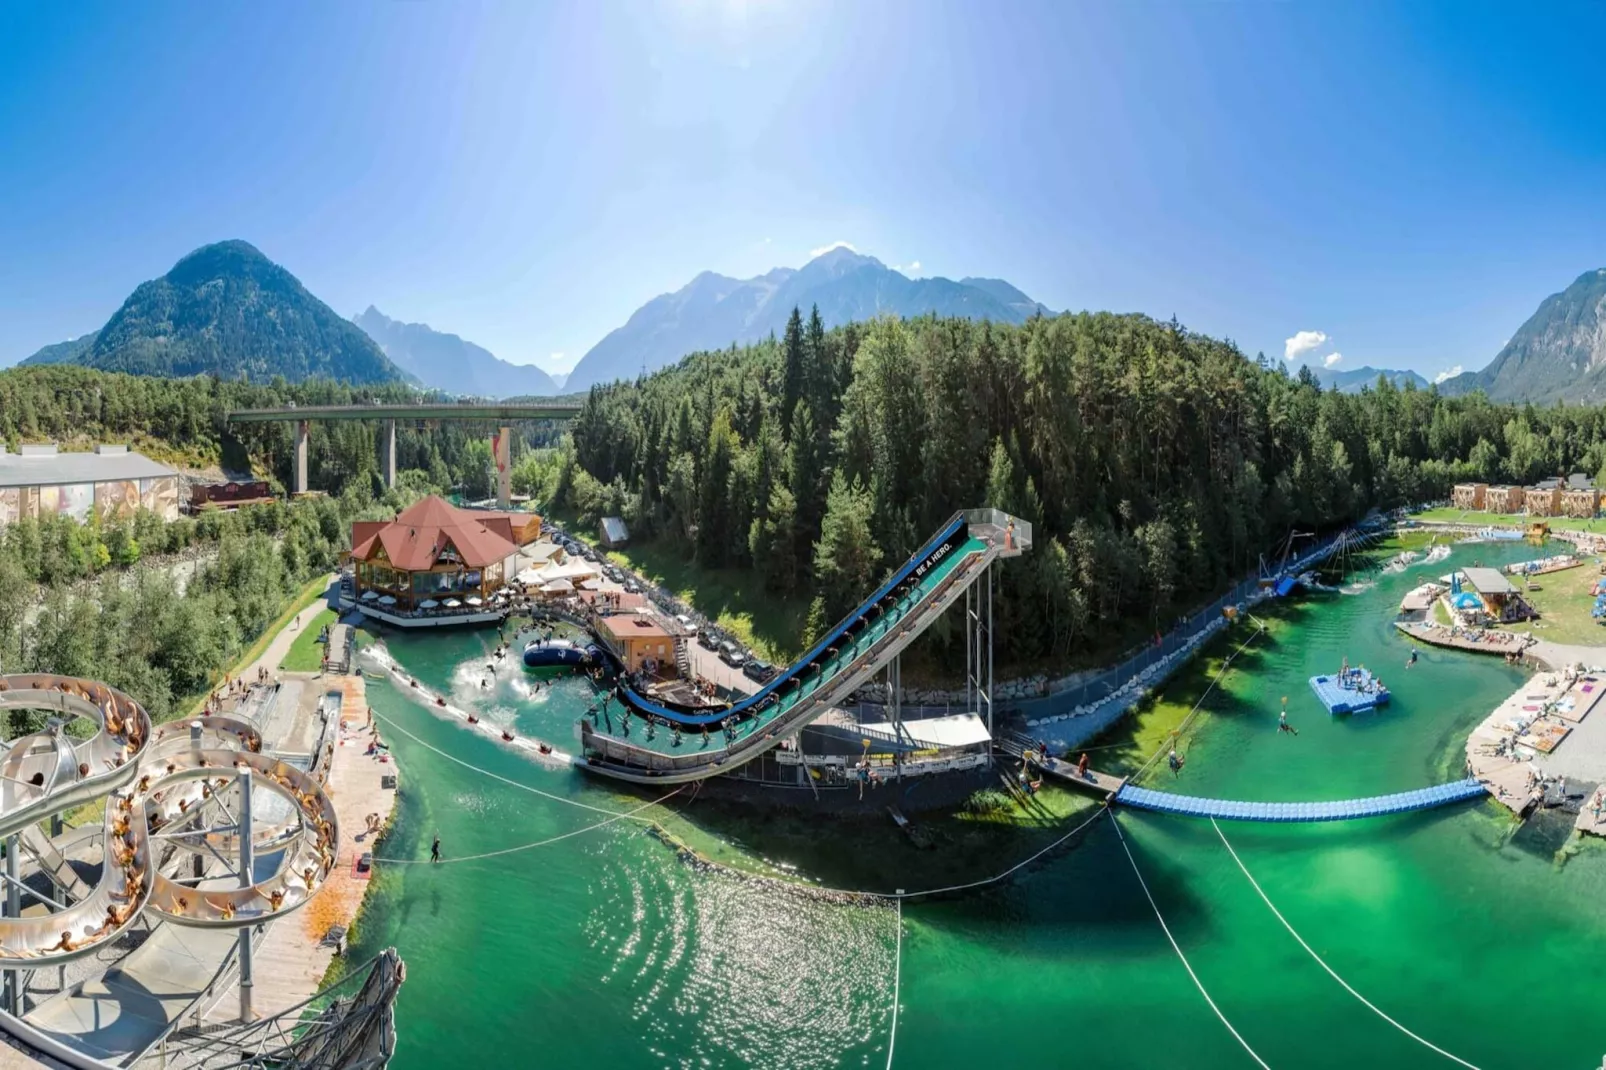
<box><xmin>674</xmin><ymin>638</ymin><xmax>691</xmax><ymax>678</ymax></box>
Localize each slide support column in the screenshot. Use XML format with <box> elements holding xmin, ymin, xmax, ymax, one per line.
<box><xmin>238</xmin><ymin>768</ymin><xmax>255</xmax><ymax>1022</ymax></box>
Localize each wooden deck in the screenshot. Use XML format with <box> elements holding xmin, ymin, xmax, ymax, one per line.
<box><xmin>1036</xmin><ymin>755</ymin><xmax>1125</xmax><ymax>796</ymax></box>
<box><xmin>206</xmin><ymin>674</ymin><xmax>398</xmax><ymax>1022</ymax></box>
<box><xmin>1577</xmin><ymin>787</ymin><xmax>1606</xmax><ymax>836</ymax></box>
<box><xmin>1396</xmin><ymin>620</ymin><xmax>1532</xmax><ymax>657</ymax></box>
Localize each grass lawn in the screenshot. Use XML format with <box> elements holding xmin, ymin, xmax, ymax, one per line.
<box><xmin>281</xmin><ymin>607</ymin><xmax>339</xmax><ymax>672</ymax></box>
<box><xmin>1411</xmin><ymin>506</ymin><xmax>1606</xmax><ymax>534</ymax></box>
<box><xmin>1501</xmin><ymin>560</ymin><xmax>1606</xmax><ymax>647</ymax></box>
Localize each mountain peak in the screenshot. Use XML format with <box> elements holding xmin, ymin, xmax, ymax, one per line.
<box><xmin>351</xmin><ymin>308</ymin><xmax>560</xmax><ymax>397</ymax></box>
<box><xmin>22</xmin><ymin>240</ymin><xmax>408</xmax><ymax>385</ymax></box>
<box><xmin>802</xmin><ymin>245</ymin><xmax>883</xmax><ymax>274</ymax></box>
<box><xmin>564</xmin><ymin>249</ymin><xmax>1049</xmax><ymax>392</ymax></box>
<box><xmin>1446</xmin><ymin>265</ymin><xmax>1606</xmax><ymax>404</ymax></box>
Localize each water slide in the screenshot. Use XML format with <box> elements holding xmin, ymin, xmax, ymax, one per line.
<box><xmin>0</xmin><ymin>676</ymin><xmax>341</xmax><ymax>1068</ymax></box>
<box><xmin>580</xmin><ymin>508</ymin><xmax>1031</xmax><ymax>784</ymax></box>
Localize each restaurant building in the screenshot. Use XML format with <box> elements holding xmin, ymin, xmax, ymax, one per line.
<box><xmin>347</xmin><ymin>496</ymin><xmax>542</xmax><ymax>625</ymax></box>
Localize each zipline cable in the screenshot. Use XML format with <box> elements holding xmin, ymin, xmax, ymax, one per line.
<box><xmin>372</xmin><ymin>711</ymin><xmax>664</xmax><ymax>822</ymax></box>
<box><xmin>378</xmin><ymin>706</ymin><xmax>1112</xmax><ymax>902</ymax></box>
<box><xmin>1129</xmin><ymin>618</ymin><xmax>1268</xmax><ymax>784</ymax></box>
<box><xmin>1210</xmin><ymin>819</ymin><xmax>1484</xmax><ymax>1070</ymax></box>
<box><xmin>885</xmin><ymin>898</ymin><xmax>902</xmax><ymax>1070</ymax></box>
<box><xmin>1112</xmin><ymin>815</ymin><xmax>1272</xmax><ymax>1070</ymax></box>
<box><xmin>375</xmin><ymin>791</ymin><xmax>680</xmax><ymax>866</ymax></box>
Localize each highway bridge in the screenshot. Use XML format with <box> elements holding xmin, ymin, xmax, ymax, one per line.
<box><xmin>225</xmin><ymin>401</ymin><xmax>583</xmax><ymax>501</ymax></box>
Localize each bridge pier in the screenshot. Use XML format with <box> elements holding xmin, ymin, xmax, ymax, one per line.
<box><xmin>293</xmin><ymin>420</ymin><xmax>309</xmax><ymax>495</ymax></box>
<box><xmin>380</xmin><ymin>419</ymin><xmax>397</xmax><ymax>489</ymax></box>
<box><xmin>492</xmin><ymin>426</ymin><xmax>512</xmax><ymax>508</ymax></box>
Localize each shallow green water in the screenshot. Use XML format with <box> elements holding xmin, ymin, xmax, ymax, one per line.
<box><xmin>347</xmin><ymin>544</ymin><xmax>1606</xmax><ymax>1069</ymax></box>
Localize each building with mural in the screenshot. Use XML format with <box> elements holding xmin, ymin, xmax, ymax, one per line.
<box><xmin>0</xmin><ymin>444</ymin><xmax>180</xmax><ymax>525</ymax></box>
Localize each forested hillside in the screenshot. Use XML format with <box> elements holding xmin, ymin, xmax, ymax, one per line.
<box><xmin>564</xmin><ymin>308</ymin><xmax>1606</xmax><ymax>666</ymax></box>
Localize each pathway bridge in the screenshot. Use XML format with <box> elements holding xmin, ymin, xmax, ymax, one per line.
<box><xmin>1114</xmin><ymin>778</ymin><xmax>1487</xmax><ymax>821</ymax></box>
<box><xmin>1016</xmin><ymin>742</ymin><xmax>1488</xmax><ymax>822</ymax></box>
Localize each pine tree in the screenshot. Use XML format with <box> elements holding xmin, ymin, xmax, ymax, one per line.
<box><xmin>780</xmin><ymin>306</ymin><xmax>806</xmax><ymax>440</ymax></box>
<box><xmin>812</xmin><ymin>472</ymin><xmax>883</xmax><ymax>622</ymax></box>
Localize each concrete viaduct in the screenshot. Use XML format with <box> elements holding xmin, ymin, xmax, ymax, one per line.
<box><xmin>225</xmin><ymin>401</ymin><xmax>583</xmax><ymax>506</ymax></box>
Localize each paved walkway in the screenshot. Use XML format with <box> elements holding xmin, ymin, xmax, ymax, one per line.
<box><xmin>239</xmin><ymin>574</ymin><xmax>337</xmax><ymax>682</ymax></box>
<box><xmin>205</xmin><ymin>675</ymin><xmax>396</xmax><ymax>1024</ymax></box>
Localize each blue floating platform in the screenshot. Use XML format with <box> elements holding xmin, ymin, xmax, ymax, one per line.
<box><xmin>1113</xmin><ymin>777</ymin><xmax>1484</xmax><ymax>822</ymax></box>
<box><xmin>1309</xmin><ymin>669</ymin><xmax>1391</xmax><ymax>714</ymax></box>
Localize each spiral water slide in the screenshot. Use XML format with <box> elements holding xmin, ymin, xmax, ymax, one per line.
<box><xmin>580</xmin><ymin>508</ymin><xmax>1031</xmax><ymax>784</ymax></box>
<box><xmin>0</xmin><ymin>675</ymin><xmax>339</xmax><ymax>1067</ymax></box>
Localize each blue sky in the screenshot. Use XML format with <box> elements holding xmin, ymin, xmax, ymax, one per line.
<box><xmin>2</xmin><ymin>1</ymin><xmax>1603</xmax><ymax>380</ymax></box>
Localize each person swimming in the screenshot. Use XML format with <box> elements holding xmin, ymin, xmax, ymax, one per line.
<box><xmin>1408</xmin><ymin>649</ymin><xmax>1419</xmax><ymax>668</ymax></box>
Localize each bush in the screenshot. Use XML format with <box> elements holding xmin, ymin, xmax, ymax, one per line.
<box><xmin>964</xmin><ymin>789</ymin><xmax>1014</xmax><ymax>816</ymax></box>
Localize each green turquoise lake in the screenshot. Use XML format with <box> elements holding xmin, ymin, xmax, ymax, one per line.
<box><xmin>345</xmin><ymin>543</ymin><xmax>1606</xmax><ymax>1069</ymax></box>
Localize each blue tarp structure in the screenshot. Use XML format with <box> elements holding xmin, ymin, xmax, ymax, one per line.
<box><xmin>1275</xmin><ymin>576</ymin><xmax>1297</xmax><ymax>597</ymax></box>
<box><xmin>1451</xmin><ymin>592</ymin><xmax>1482</xmax><ymax>611</ymax></box>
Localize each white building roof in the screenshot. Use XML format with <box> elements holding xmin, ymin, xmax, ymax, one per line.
<box><xmin>0</xmin><ymin>445</ymin><xmax>175</xmax><ymax>489</ymax></box>
<box><xmin>858</xmin><ymin>712</ymin><xmax>992</xmax><ymax>749</ymax></box>
<box><xmin>1463</xmin><ymin>567</ymin><xmax>1517</xmax><ymax>595</ymax></box>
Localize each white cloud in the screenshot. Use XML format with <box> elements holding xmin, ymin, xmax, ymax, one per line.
<box><xmin>809</xmin><ymin>240</ymin><xmax>856</xmax><ymax>258</ymax></box>
<box><xmin>893</xmin><ymin>260</ymin><xmax>922</xmax><ymax>275</ymax></box>
<box><xmin>1284</xmin><ymin>330</ymin><xmax>1328</xmax><ymax>361</ymax></box>
<box><xmin>1434</xmin><ymin>365</ymin><xmax>1464</xmax><ymax>384</ymax></box>
<box><xmin>1323</xmin><ymin>352</ymin><xmax>1343</xmax><ymax>368</ymax></box>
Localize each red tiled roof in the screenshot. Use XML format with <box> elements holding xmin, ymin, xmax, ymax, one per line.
<box><xmin>350</xmin><ymin>496</ymin><xmax>520</xmax><ymax>570</ymax></box>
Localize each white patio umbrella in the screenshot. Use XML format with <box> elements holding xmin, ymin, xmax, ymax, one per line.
<box><xmin>443</xmin><ymin>598</ymin><xmax>462</xmax><ymax>608</ymax></box>
<box><xmin>418</xmin><ymin>599</ymin><xmax>440</xmax><ymax>609</ymax></box>
<box><xmin>360</xmin><ymin>590</ymin><xmax>379</xmax><ymax>601</ymax></box>
<box><xmin>466</xmin><ymin>595</ymin><xmax>483</xmax><ymax>606</ymax></box>
<box><xmin>378</xmin><ymin>595</ymin><xmax>397</xmax><ymax>606</ymax></box>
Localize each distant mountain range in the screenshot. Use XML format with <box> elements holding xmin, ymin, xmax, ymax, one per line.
<box><xmin>564</xmin><ymin>247</ymin><xmax>1053</xmax><ymax>392</ymax></box>
<box><xmin>21</xmin><ymin>241</ymin><xmax>406</xmax><ymax>385</ymax></box>
<box><xmin>1440</xmin><ymin>267</ymin><xmax>1606</xmax><ymax>404</ymax></box>
<box><xmin>1312</xmin><ymin>365</ymin><xmax>1429</xmax><ymax>392</ymax></box>
<box><xmin>352</xmin><ymin>307</ymin><xmax>559</xmax><ymax>397</ymax></box>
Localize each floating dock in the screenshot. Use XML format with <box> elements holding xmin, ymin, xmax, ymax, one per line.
<box><xmin>1114</xmin><ymin>778</ymin><xmax>1486</xmax><ymax>822</ymax></box>
<box><xmin>1309</xmin><ymin>669</ymin><xmax>1391</xmax><ymax>714</ymax></box>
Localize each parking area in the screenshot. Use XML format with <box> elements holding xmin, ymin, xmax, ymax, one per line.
<box><xmin>688</xmin><ymin>642</ymin><xmax>755</xmax><ymax>695</ymax></box>
<box><xmin>546</xmin><ymin>519</ymin><xmax>772</xmax><ymax>692</ymax></box>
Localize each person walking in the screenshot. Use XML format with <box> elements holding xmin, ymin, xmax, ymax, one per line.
<box><xmin>430</xmin><ymin>835</ymin><xmax>441</xmax><ymax>864</ymax></box>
